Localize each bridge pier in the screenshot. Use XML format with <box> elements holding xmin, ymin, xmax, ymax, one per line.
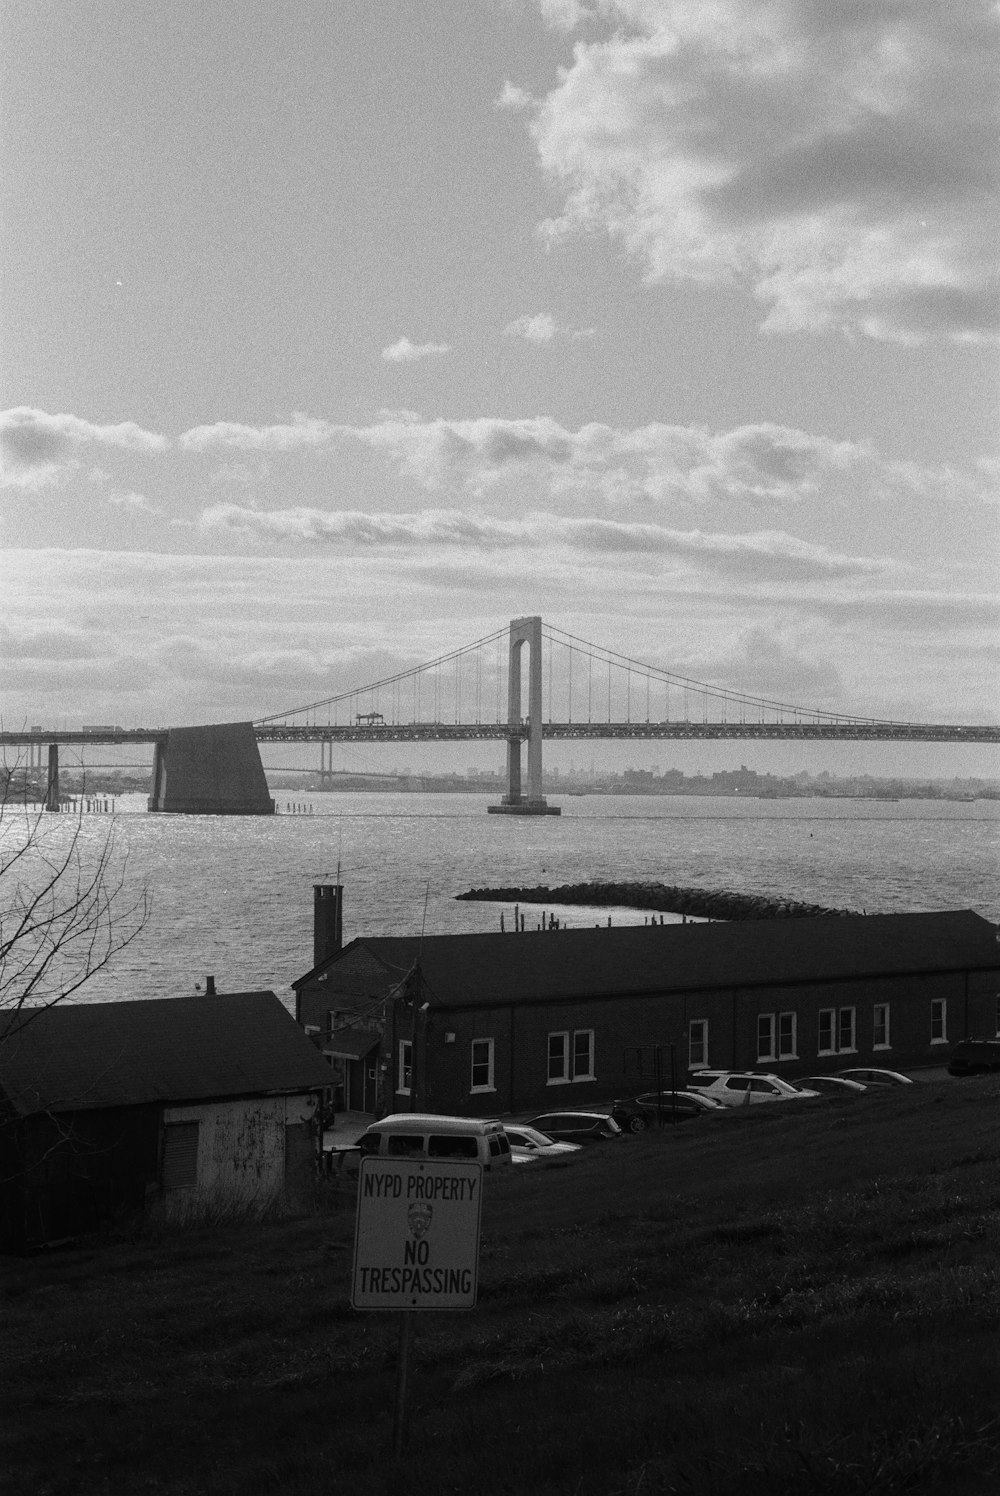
<box><xmin>45</xmin><ymin>743</ymin><xmax>60</xmax><ymax>812</ymax></box>
<box><xmin>148</xmin><ymin>723</ymin><xmax>275</xmax><ymax>815</ymax></box>
<box><xmin>489</xmin><ymin>616</ymin><xmax>560</xmax><ymax>817</ymax></box>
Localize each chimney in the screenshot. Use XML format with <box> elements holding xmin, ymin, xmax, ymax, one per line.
<box><xmin>205</xmin><ymin>975</ymin><xmax>216</xmax><ymax>996</ymax></box>
<box><xmin>314</xmin><ymin>884</ymin><xmax>344</xmax><ymax>969</ymax></box>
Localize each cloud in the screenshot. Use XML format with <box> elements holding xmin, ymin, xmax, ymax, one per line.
<box><xmin>504</xmin><ymin>312</ymin><xmax>558</xmax><ymax>343</ymax></box>
<box><xmin>199</xmin><ymin>501</ymin><xmax>890</xmax><ymax>584</ymax></box>
<box><xmin>345</xmin><ymin>414</ymin><xmax>578</xmax><ymax>488</ymax></box>
<box><xmin>381</xmin><ymin>336</ymin><xmax>452</xmax><ymax>363</ymax></box>
<box><xmin>705</xmin><ymin>625</ymin><xmax>845</xmax><ymax>704</ymax></box>
<box><xmin>539</xmin><ymin>0</ymin><xmax>592</xmax><ymax>30</ymax></box>
<box><xmin>4</xmin><ymin>545</ymin><xmax>994</xmax><ymax>727</ymax></box>
<box><xmin>107</xmin><ymin>491</ymin><xmax>163</xmax><ymax>516</ymax></box>
<box><xmin>178</xmin><ymin>414</ymin><xmax>338</xmax><ymax>453</ymax></box>
<box><xmin>0</xmin><ymin>407</ymin><xmax>167</xmax><ymax>487</ymax></box>
<box><xmin>497</xmin><ymin>80</ymin><xmax>534</xmax><ymax>112</ymax></box>
<box><xmin>0</xmin><ymin>624</ymin><xmax>96</xmax><ymax>661</ymax></box>
<box><xmin>528</xmin><ymin>0</ymin><xmax>1000</xmax><ymax>342</ymax></box>
<box><xmin>343</xmin><ymin>414</ymin><xmax>991</xmax><ymax>514</ymax></box>
<box><xmin>503</xmin><ymin>312</ymin><xmax>596</xmax><ymax>343</ymax></box>
<box><xmin>176</xmin><ymin>411</ymin><xmax>994</xmax><ymax>518</ymax></box>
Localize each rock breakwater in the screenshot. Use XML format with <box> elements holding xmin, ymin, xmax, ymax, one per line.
<box><xmin>456</xmin><ymin>881</ymin><xmax>854</xmax><ymax>921</ymax></box>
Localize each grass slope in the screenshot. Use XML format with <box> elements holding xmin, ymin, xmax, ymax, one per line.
<box><xmin>2</xmin><ymin>1080</ymin><xmax>999</xmax><ymax>1495</ymax></box>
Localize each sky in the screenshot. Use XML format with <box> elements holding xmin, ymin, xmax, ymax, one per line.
<box><xmin>1</xmin><ymin>0</ymin><xmax>998</xmax><ymax>777</ymax></box>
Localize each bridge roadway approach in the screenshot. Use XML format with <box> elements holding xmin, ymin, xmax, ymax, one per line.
<box><xmin>3</xmin><ymin>722</ymin><xmax>273</xmax><ymax>816</ymax></box>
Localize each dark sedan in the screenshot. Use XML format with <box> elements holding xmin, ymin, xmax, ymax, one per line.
<box><xmin>527</xmin><ymin>1111</ymin><xmax>623</xmax><ymax>1144</ymax></box>
<box><xmin>610</xmin><ymin>1091</ymin><xmax>726</xmax><ymax>1131</ymax></box>
<box><xmin>834</xmin><ymin>1067</ymin><xmax>913</xmax><ymax>1086</ymax></box>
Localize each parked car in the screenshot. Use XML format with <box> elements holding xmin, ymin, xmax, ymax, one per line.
<box><xmin>501</xmin><ymin>1124</ymin><xmax>582</xmax><ymax>1159</ymax></box>
<box><xmin>792</xmin><ymin>1075</ymin><xmax>867</xmax><ymax>1096</ymax></box>
<box><xmin>686</xmin><ymin>1070</ymin><xmax>819</xmax><ymax>1105</ymax></box>
<box><xmin>527</xmin><ymin>1111</ymin><xmax>622</xmax><ymax>1144</ymax></box>
<box><xmin>834</xmin><ymin>1067</ymin><xmax>913</xmax><ymax>1086</ymax></box>
<box><xmin>946</xmin><ymin>1040</ymin><xmax>1000</xmax><ymax>1077</ymax></box>
<box><xmin>609</xmin><ymin>1091</ymin><xmax>726</xmax><ymax>1130</ymax></box>
<box><xmin>357</xmin><ymin>1113</ymin><xmax>512</xmax><ymax>1168</ymax></box>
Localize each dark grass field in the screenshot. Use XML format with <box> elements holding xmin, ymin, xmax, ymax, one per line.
<box><xmin>2</xmin><ymin>1078</ymin><xmax>999</xmax><ymax>1495</ymax></box>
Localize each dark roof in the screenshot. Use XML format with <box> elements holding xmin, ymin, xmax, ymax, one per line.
<box><xmin>315</xmin><ymin>911</ymin><xmax>999</xmax><ymax>1009</ymax></box>
<box><xmin>0</xmin><ymin>992</ymin><xmax>334</xmax><ymax>1118</ymax></box>
<box><xmin>325</xmin><ymin>1026</ymin><xmax>380</xmax><ymax>1060</ymax></box>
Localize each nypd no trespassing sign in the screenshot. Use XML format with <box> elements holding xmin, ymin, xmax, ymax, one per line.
<box><xmin>351</xmin><ymin>1158</ymin><xmax>484</xmax><ymax>1311</ymax></box>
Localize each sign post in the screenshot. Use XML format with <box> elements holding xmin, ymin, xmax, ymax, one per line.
<box><xmin>351</xmin><ymin>1157</ymin><xmax>484</xmax><ymax>1453</ymax></box>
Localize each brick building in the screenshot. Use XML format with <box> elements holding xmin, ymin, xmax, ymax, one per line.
<box><xmin>294</xmin><ymin>896</ymin><xmax>1000</xmax><ymax>1118</ymax></box>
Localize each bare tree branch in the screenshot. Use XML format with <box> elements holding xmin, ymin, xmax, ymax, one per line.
<box><xmin>0</xmin><ymin>765</ymin><xmax>150</xmax><ymax>1028</ymax></box>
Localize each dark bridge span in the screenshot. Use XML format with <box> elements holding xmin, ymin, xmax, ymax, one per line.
<box><xmin>256</xmin><ymin>721</ymin><xmax>1000</xmax><ymax>745</ymax></box>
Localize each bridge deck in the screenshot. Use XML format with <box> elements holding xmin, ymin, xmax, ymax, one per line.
<box><xmin>3</xmin><ymin>722</ymin><xmax>998</xmax><ymax>749</ymax></box>
<box><xmin>255</xmin><ymin>721</ymin><xmax>1000</xmax><ymax>744</ymax></box>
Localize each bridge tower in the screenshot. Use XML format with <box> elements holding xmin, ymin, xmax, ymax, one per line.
<box><xmin>488</xmin><ymin>615</ymin><xmax>560</xmax><ymax>816</ymax></box>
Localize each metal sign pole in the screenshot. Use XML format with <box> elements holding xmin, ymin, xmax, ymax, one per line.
<box><xmin>393</xmin><ymin>1309</ymin><xmax>414</xmax><ymax>1458</ymax></box>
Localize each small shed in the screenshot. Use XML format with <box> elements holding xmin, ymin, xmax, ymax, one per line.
<box><xmin>0</xmin><ymin>991</ymin><xmax>334</xmax><ymax>1252</ymax></box>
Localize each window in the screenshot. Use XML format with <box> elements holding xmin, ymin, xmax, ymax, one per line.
<box><xmin>778</xmin><ymin>1012</ymin><xmax>797</xmax><ymax>1059</ymax></box>
<box><xmin>995</xmin><ymin>995</ymin><xmax>1000</xmax><ymax>1038</ymax></box>
<box><xmin>162</xmin><ymin>1121</ymin><xmax>199</xmax><ymax>1190</ymax></box>
<box><xmin>689</xmin><ymin>1019</ymin><xmax>708</xmax><ymax>1068</ymax></box>
<box><xmin>931</xmin><ymin>999</ymin><xmax>947</xmax><ymax>1044</ymax></box>
<box><xmin>397</xmin><ymin>1039</ymin><xmax>412</xmax><ymax>1094</ymax></box>
<box><xmin>428</xmin><ymin>1135</ymin><xmax>478</xmax><ymax>1159</ymax></box>
<box><xmin>818</xmin><ymin>1009</ymin><xmax>835</xmax><ymax>1055</ymax></box>
<box><xmin>873</xmin><ymin>1004</ymin><xmax>890</xmax><ymax>1049</ymax></box>
<box><xmin>757</xmin><ymin>1014</ymin><xmax>776</xmax><ymax>1062</ymax></box>
<box><xmin>572</xmin><ymin>1029</ymin><xmax>595</xmax><ymax>1081</ymax></box>
<box><xmin>838</xmin><ymin>1007</ymin><xmax>856</xmax><ymax>1053</ymax></box>
<box><xmin>387</xmin><ymin>1133</ymin><xmax>422</xmax><ymax>1155</ymax></box>
<box><xmin>470</xmin><ymin>1038</ymin><xmax>495</xmax><ymax>1092</ymax></box>
<box><xmin>724</xmin><ymin>1076</ymin><xmax>750</xmax><ymax>1092</ymax></box>
<box><xmin>547</xmin><ymin>1030</ymin><xmax>594</xmax><ymax>1083</ymax></box>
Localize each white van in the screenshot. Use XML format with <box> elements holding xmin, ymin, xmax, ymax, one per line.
<box><xmin>358</xmin><ymin>1113</ymin><xmax>512</xmax><ymax>1170</ymax></box>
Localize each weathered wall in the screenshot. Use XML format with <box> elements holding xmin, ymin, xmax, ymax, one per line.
<box><xmin>157</xmin><ymin>1095</ymin><xmax>317</xmax><ymax>1220</ymax></box>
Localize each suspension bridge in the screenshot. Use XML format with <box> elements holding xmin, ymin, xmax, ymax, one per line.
<box><xmin>3</xmin><ymin>616</ymin><xmax>998</xmax><ymax>815</ymax></box>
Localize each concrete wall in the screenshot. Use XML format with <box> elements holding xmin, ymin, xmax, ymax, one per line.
<box><xmin>148</xmin><ymin>721</ymin><xmax>274</xmax><ymax>815</ymax></box>
<box><xmin>156</xmin><ymin>1094</ymin><xmax>318</xmax><ymax>1220</ymax></box>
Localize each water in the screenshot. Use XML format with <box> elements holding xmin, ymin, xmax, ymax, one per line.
<box><xmin>8</xmin><ymin>792</ymin><xmax>998</xmax><ymax>1005</ymax></box>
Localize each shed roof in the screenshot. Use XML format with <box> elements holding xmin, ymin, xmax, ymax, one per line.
<box><xmin>0</xmin><ymin>992</ymin><xmax>334</xmax><ymax>1118</ymax></box>
<box><xmin>325</xmin><ymin>1026</ymin><xmax>380</xmax><ymax>1061</ymax></box>
<box><xmin>314</xmin><ymin>910</ymin><xmax>999</xmax><ymax>1008</ymax></box>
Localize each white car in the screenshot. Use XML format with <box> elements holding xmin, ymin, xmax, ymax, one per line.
<box><xmin>502</xmin><ymin>1124</ymin><xmax>582</xmax><ymax>1162</ymax></box>
<box><xmin>687</xmin><ymin>1070</ymin><xmax>819</xmax><ymax>1105</ymax></box>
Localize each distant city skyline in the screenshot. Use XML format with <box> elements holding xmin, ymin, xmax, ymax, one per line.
<box><xmin>2</xmin><ymin>2</ymin><xmax>997</xmax><ymax>772</ymax></box>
